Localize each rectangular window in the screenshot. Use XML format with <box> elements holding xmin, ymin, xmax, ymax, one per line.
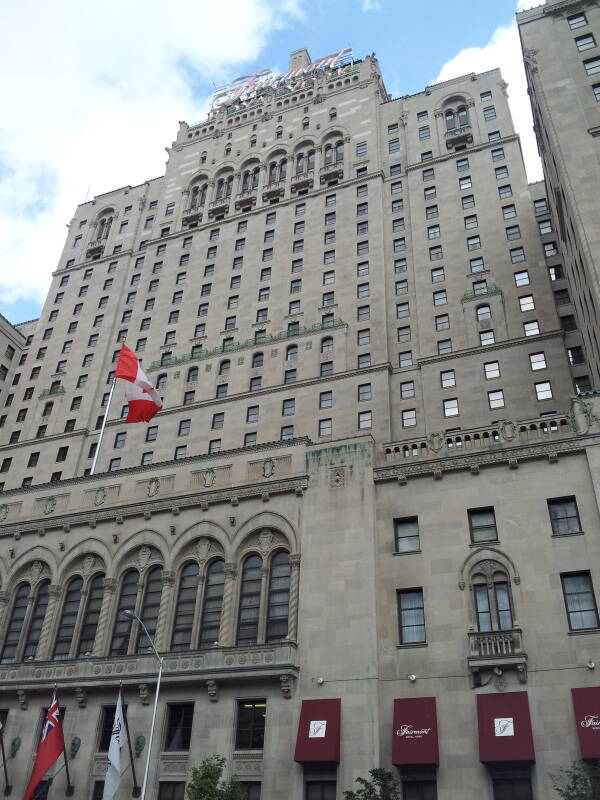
<box><xmin>495</xmin><ymin>166</ymin><xmax>509</xmax><ymax>179</ymax></box>
<box><xmin>431</xmin><ymin>267</ymin><xmax>445</xmax><ymax>283</ymax></box>
<box><xmin>510</xmin><ymin>247</ymin><xmax>526</xmax><ymax>263</ymax></box>
<box><xmin>356</xmin><ymin>141</ymin><xmax>367</xmax><ymax>157</ymax></box>
<box><xmin>438</xmin><ymin>339</ymin><xmax>452</xmax><ymax>355</ymax></box>
<box><xmin>395</xmin><ymin>280</ymin><xmax>408</xmax><ymax>295</ymax></box>
<box><xmin>502</xmin><ymin>204</ymin><xmax>517</xmax><ymax>219</ymax></box>
<box><xmin>429</xmin><ymin>245</ymin><xmax>443</xmax><ymax>261</ymax></box>
<box><xmin>575</xmin><ymin>33</ymin><xmax>596</xmax><ymax>51</ymax></box>
<box><xmin>427</xmin><ymin>224</ymin><xmax>440</xmax><ymax>239</ymax></box>
<box><xmin>426</xmin><ymin>205</ymin><xmax>438</xmax><ymax>219</ymax></box>
<box><xmin>470</xmin><ymin>258</ymin><xmax>485</xmax><ymax>273</ymax></box>
<box><xmin>488</xmin><ymin>389</ymin><xmax>505</xmax><ymax>409</ymax></box>
<box><xmin>456</xmin><ymin>157</ymin><xmax>469</xmax><ymax>171</ymax></box>
<box><xmin>280</xmin><ymin>425</ymin><xmax>294</xmax><ymax>441</ymax></box>
<box><xmin>164</xmin><ymin>704</ymin><xmax>194</xmax><ymax>751</ymax></box>
<box><xmin>483</xmin><ymin>105</ymin><xmax>497</xmax><ymax>120</ymax></box>
<box><xmin>433</xmin><ymin>290</ymin><xmax>447</xmax><ymax>306</ymax></box>
<box><xmin>389</xmin><ymin>138</ymin><xmax>400</xmax><ymax>153</ymax></box>
<box><xmin>561</xmin><ymin>572</ymin><xmax>599</xmax><ymax>630</ymax></box>
<box><xmin>402</xmin><ymin>408</ymin><xmax>416</xmax><ymax>427</ymax></box>
<box><xmin>548</xmin><ymin>497</ymin><xmax>581</xmax><ymax>535</ymax></box>
<box><xmin>535</xmin><ymin>380</ymin><xmax>552</xmax><ymax>400</ymax></box>
<box><xmin>491</xmin><ymin>147</ymin><xmax>505</xmax><ymax>161</ymax></box>
<box><xmin>441</xmin><ymin>369</ymin><xmax>455</xmax><ymax>388</ymax></box>
<box><xmin>400</xmin><ymin>380</ymin><xmax>414</xmax><ymax>398</ymax></box>
<box><xmin>358</xmin><ymin>410</ymin><xmax>372</xmax><ymax>429</ymax></box>
<box><xmin>396</xmin><ymin>302</ymin><xmax>409</xmax><ymax>319</ymax></box>
<box><xmin>319</xmin><ymin>418</ymin><xmax>332</xmax><ymax>437</ymax></box>
<box><xmin>422</xmin><ymin>169</ymin><xmax>434</xmax><ymax>182</ymax></box>
<box><xmin>529</xmin><ymin>352</ymin><xmax>546</xmax><ymax>371</ymax></box>
<box><xmin>467</xmin><ymin>235</ymin><xmax>481</xmax><ymax>251</ymax></box>
<box><xmin>397</xmin><ymin>589</ymin><xmax>425</xmax><ymax>644</ymax></box>
<box><xmin>524</xmin><ymin>320</ymin><xmax>540</xmax><ymax>337</ymax></box>
<box><xmin>519</xmin><ymin>295</ymin><xmax>535</xmax><ymax>312</ymax></box>
<box><xmin>499</xmin><ymin>184</ymin><xmax>512</xmax><ymax>199</ymax></box>
<box><xmin>443</xmin><ymin>397</ymin><xmax>459</xmax><ymax>416</ymax></box>
<box><xmin>465</xmin><ymin>215</ymin><xmax>478</xmax><ymax>230</ymax></box>
<box><xmin>419</xmin><ymin>125</ymin><xmax>430</xmax><ymax>140</ymax></box>
<box><xmin>397</xmin><ymin>326</ymin><xmax>411</xmax><ymax>342</ymax></box>
<box><xmin>357</xmin><ymin>283</ymin><xmax>370</xmax><ymax>298</ymax></box>
<box><xmin>394</xmin><ymin>518</ymin><xmax>420</xmax><ymax>553</ymax></box>
<box><xmin>469</xmin><ymin>507</ymin><xmax>498</xmax><ymax>543</ymax></box>
<box><xmin>506</xmin><ymin>225</ymin><xmax>521</xmax><ymax>240</ymax></box>
<box><xmin>568</xmin><ymin>12</ymin><xmax>588</xmax><ymax>28</ymax></box>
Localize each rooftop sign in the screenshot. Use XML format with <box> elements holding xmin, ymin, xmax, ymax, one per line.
<box><xmin>210</xmin><ymin>47</ymin><xmax>353</xmax><ymax>110</ymax></box>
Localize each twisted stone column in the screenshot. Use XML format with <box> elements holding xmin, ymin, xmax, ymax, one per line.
<box><xmin>0</xmin><ymin>592</ymin><xmax>10</xmax><ymax>655</ymax></box>
<box><xmin>93</xmin><ymin>578</ymin><xmax>116</xmax><ymax>656</ymax></box>
<box><xmin>257</xmin><ymin>566</ymin><xmax>270</xmax><ymax>644</ymax></box>
<box><xmin>218</xmin><ymin>563</ymin><xmax>237</xmax><ymax>646</ymax></box>
<box><xmin>154</xmin><ymin>571</ymin><xmax>174</xmax><ymax>652</ymax></box>
<box><xmin>36</xmin><ymin>584</ymin><xmax>62</xmax><ymax>661</ymax></box>
<box><xmin>287</xmin><ymin>555</ymin><xmax>301</xmax><ymax>642</ymax></box>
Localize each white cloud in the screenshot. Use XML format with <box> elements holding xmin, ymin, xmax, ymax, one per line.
<box><xmin>360</xmin><ymin>0</ymin><xmax>382</xmax><ymax>10</ymax></box>
<box><xmin>433</xmin><ymin>11</ymin><xmax>543</xmax><ymax>184</ymax></box>
<box><xmin>0</xmin><ymin>0</ymin><xmax>301</xmax><ymax>313</ymax></box>
<box><xmin>516</xmin><ymin>0</ymin><xmax>543</xmax><ymax>10</ymax></box>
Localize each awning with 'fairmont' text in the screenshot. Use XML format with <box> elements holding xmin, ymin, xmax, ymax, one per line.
<box><xmin>392</xmin><ymin>697</ymin><xmax>439</xmax><ymax>767</ymax></box>
<box><xmin>572</xmin><ymin>686</ymin><xmax>600</xmax><ymax>759</ymax></box>
<box><xmin>477</xmin><ymin>692</ymin><xmax>535</xmax><ymax>764</ymax></box>
<box><xmin>294</xmin><ymin>699</ymin><xmax>341</xmax><ymax>763</ymax></box>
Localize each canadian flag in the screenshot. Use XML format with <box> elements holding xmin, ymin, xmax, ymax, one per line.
<box><xmin>115</xmin><ymin>343</ymin><xmax>163</xmax><ymax>423</ymax></box>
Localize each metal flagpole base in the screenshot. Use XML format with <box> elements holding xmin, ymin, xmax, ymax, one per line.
<box><xmin>132</xmin><ymin>787</ymin><xmax>141</xmax><ymax>798</ymax></box>
<box><xmin>65</xmin><ymin>784</ymin><xmax>74</xmax><ymax>796</ymax></box>
<box><xmin>3</xmin><ymin>784</ymin><xmax>11</xmax><ymax>796</ymax></box>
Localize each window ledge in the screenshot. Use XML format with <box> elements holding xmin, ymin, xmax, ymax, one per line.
<box><xmin>319</xmin><ymin>304</ymin><xmax>338</xmax><ymax>311</ymax></box>
<box><xmin>568</xmin><ymin>628</ymin><xmax>600</xmax><ymax>636</ymax></box>
<box><xmin>393</xmin><ymin>550</ymin><xmax>422</xmax><ymax>556</ymax></box>
<box><xmin>189</xmin><ymin>336</ymin><xmax>207</xmax><ymax>342</ymax></box>
<box><xmin>470</xmin><ymin>540</ymin><xmax>500</xmax><ymax>547</ymax></box>
<box><xmin>252</xmin><ymin>321</ymin><xmax>271</xmax><ymax>327</ymax></box>
<box><xmin>552</xmin><ymin>530</ymin><xmax>585</xmax><ymax>538</ymax></box>
<box><xmin>220</xmin><ymin>328</ymin><xmax>239</xmax><ymax>335</ymax></box>
<box><xmin>396</xmin><ymin>642</ymin><xmax>428</xmax><ymax>649</ymax></box>
<box><xmin>285</xmin><ymin>312</ymin><xmax>305</xmax><ymax>319</ymax></box>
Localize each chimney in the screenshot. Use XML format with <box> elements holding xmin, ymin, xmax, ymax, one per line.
<box><xmin>288</xmin><ymin>48</ymin><xmax>312</xmax><ymax>72</ymax></box>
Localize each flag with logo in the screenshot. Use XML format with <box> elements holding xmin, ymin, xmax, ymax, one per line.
<box><xmin>22</xmin><ymin>692</ymin><xmax>64</xmax><ymax>800</ymax></box>
<box><xmin>115</xmin><ymin>343</ymin><xmax>163</xmax><ymax>422</ymax></box>
<box><xmin>102</xmin><ymin>690</ymin><xmax>125</xmax><ymax>800</ymax></box>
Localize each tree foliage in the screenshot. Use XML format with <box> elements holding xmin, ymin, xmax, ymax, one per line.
<box><xmin>550</xmin><ymin>760</ymin><xmax>600</xmax><ymax>800</ymax></box>
<box><xmin>343</xmin><ymin>768</ymin><xmax>402</xmax><ymax>800</ymax></box>
<box><xmin>185</xmin><ymin>755</ymin><xmax>245</xmax><ymax>800</ymax></box>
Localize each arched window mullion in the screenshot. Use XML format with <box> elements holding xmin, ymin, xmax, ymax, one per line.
<box><xmin>171</xmin><ymin>562</ymin><xmax>200</xmax><ymax>652</ymax></box>
<box><xmin>236</xmin><ymin>555</ymin><xmax>263</xmax><ymax>646</ymax></box>
<box><xmin>53</xmin><ymin>577</ymin><xmax>83</xmax><ymax>661</ymax></box>
<box><xmin>110</xmin><ymin>570</ymin><xmax>140</xmax><ymax>657</ymax></box>
<box><xmin>0</xmin><ymin>583</ymin><xmax>31</xmax><ymax>664</ymax></box>
<box><xmin>22</xmin><ymin>581</ymin><xmax>50</xmax><ymax>661</ymax></box>
<box><xmin>198</xmin><ymin>559</ymin><xmax>225</xmax><ymax>649</ymax></box>
<box><xmin>76</xmin><ymin>574</ymin><xmax>105</xmax><ymax>657</ymax></box>
<box><xmin>266</xmin><ymin>552</ymin><xmax>291</xmax><ymax>643</ymax></box>
<box><xmin>136</xmin><ymin>566</ymin><xmax>163</xmax><ymax>654</ymax></box>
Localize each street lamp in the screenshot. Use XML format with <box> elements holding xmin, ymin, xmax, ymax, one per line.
<box><xmin>122</xmin><ymin>609</ymin><xmax>163</xmax><ymax>800</ymax></box>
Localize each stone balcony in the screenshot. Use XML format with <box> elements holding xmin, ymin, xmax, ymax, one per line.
<box><xmin>262</xmin><ymin>180</ymin><xmax>285</xmax><ymax>202</ymax></box>
<box><xmin>291</xmin><ymin>171</ymin><xmax>314</xmax><ymax>193</ymax></box>
<box><xmin>319</xmin><ymin>162</ymin><xmax>343</xmax><ymax>184</ymax></box>
<box><xmin>467</xmin><ymin>629</ymin><xmax>527</xmax><ymax>686</ymax></box>
<box><xmin>235</xmin><ymin>188</ymin><xmax>258</xmax><ymax>210</ymax></box>
<box><xmin>181</xmin><ymin>207</ymin><xmax>203</xmax><ymax>227</ymax></box>
<box><xmin>0</xmin><ymin>642</ymin><xmax>299</xmax><ymax>699</ymax></box>
<box><xmin>85</xmin><ymin>240</ymin><xmax>105</xmax><ymax>259</ymax></box>
<box><xmin>445</xmin><ymin>124</ymin><xmax>473</xmax><ymax>149</ymax></box>
<box><xmin>208</xmin><ymin>197</ymin><xmax>230</xmax><ymax>217</ymax></box>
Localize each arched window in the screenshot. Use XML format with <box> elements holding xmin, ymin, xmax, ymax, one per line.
<box><xmin>266</xmin><ymin>552</ymin><xmax>291</xmax><ymax>642</ymax></box>
<box><xmin>216</xmin><ymin>179</ymin><xmax>225</xmax><ymax>200</ymax></box>
<box><xmin>110</xmin><ymin>570</ymin><xmax>140</xmax><ymax>656</ymax></box>
<box><xmin>219</xmin><ymin>359</ymin><xmax>230</xmax><ymax>376</ymax></box>
<box><xmin>476</xmin><ymin>305</ymin><xmax>491</xmax><ymax>321</ymax></box>
<box><xmin>324</xmin><ymin>144</ymin><xmax>333</xmax><ymax>166</ymax></box>
<box><xmin>53</xmin><ymin>577</ymin><xmax>83</xmax><ymax>660</ymax></box>
<box><xmin>321</xmin><ymin>337</ymin><xmax>333</xmax><ymax>353</ymax></box>
<box><xmin>226</xmin><ymin>175</ymin><xmax>234</xmax><ymax>197</ymax></box>
<box><xmin>457</xmin><ymin>105</ymin><xmax>468</xmax><ymax>127</ymax></box>
<box><xmin>190</xmin><ymin>186</ymin><xmax>200</xmax><ymax>210</ymax></box>
<box><xmin>236</xmin><ymin>555</ymin><xmax>262</xmax><ymax>645</ymax></box>
<box><xmin>252</xmin><ymin>352</ymin><xmax>264</xmax><ymax>368</ymax></box>
<box><xmin>268</xmin><ymin>162</ymin><xmax>278</xmax><ymax>184</ymax></box>
<box><xmin>286</xmin><ymin>344</ymin><xmax>298</xmax><ymax>361</ymax></box>
<box><xmin>445</xmin><ymin>109</ymin><xmax>456</xmax><ymax>131</ymax></box>
<box><xmin>187</xmin><ymin>367</ymin><xmax>198</xmax><ymax>382</ymax></box>
<box><xmin>329</xmin><ymin>108</ymin><xmax>337</xmax><ymax>121</ymax></box>
<box><xmin>42</xmin><ymin>402</ymin><xmax>53</xmax><ymax>417</ymax></box>
<box><xmin>198</xmin><ymin>559</ymin><xmax>225</xmax><ymax>648</ymax></box>
<box><xmin>97</xmin><ymin>215</ymin><xmax>113</xmax><ymax>241</ymax></box>
<box><xmin>335</xmin><ymin>141</ymin><xmax>344</xmax><ymax>163</ymax></box>
<box><xmin>472</xmin><ymin>569</ymin><xmax>514</xmax><ymax>632</ymax></box>
<box><xmin>0</xmin><ymin>583</ymin><xmax>30</xmax><ymax>663</ymax></box>
<box><xmin>279</xmin><ymin>159</ymin><xmax>287</xmax><ymax>181</ymax></box>
<box><xmin>199</xmin><ymin>184</ymin><xmax>207</xmax><ymax>206</ymax></box>
<box><xmin>225</xmin><ymin>145</ymin><xmax>231</xmax><ymax>156</ymax></box>
<box><xmin>251</xmin><ymin>168</ymin><xmax>260</xmax><ymax>189</ymax></box>
<box><xmin>242</xmin><ymin>171</ymin><xmax>251</xmax><ymax>192</ymax></box>
<box><xmin>171</xmin><ymin>562</ymin><xmax>199</xmax><ymax>652</ymax></box>
<box><xmin>23</xmin><ymin>581</ymin><xmax>49</xmax><ymax>660</ymax></box>
<box><xmin>157</xmin><ymin>374</ymin><xmax>167</xmax><ymax>389</ymax></box>
<box><xmin>200</xmin><ymin>151</ymin><xmax>207</xmax><ymax>164</ymax></box>
<box><xmin>77</xmin><ymin>574</ymin><xmax>104</xmax><ymax>656</ymax></box>
<box><xmin>136</xmin><ymin>566</ymin><xmax>163</xmax><ymax>653</ymax></box>
<box><xmin>296</xmin><ymin>153</ymin><xmax>305</xmax><ymax>175</ymax></box>
<box><xmin>307</xmin><ymin>150</ymin><xmax>315</xmax><ymax>172</ymax></box>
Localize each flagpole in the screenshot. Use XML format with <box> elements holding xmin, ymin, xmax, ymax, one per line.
<box><xmin>0</xmin><ymin>723</ymin><xmax>11</xmax><ymax>796</ymax></box>
<box><xmin>120</xmin><ymin>684</ymin><xmax>141</xmax><ymax>798</ymax></box>
<box><xmin>55</xmin><ymin>690</ymin><xmax>74</xmax><ymax>797</ymax></box>
<box><xmin>90</xmin><ymin>378</ymin><xmax>116</xmax><ymax>476</ymax></box>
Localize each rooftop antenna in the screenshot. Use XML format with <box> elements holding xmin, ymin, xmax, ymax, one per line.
<box><xmin>84</xmin><ymin>185</ymin><xmax>91</xmax><ymax>203</ymax></box>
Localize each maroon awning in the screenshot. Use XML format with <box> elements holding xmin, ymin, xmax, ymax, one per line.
<box><xmin>294</xmin><ymin>699</ymin><xmax>341</xmax><ymax>763</ymax></box>
<box><xmin>572</xmin><ymin>687</ymin><xmax>600</xmax><ymax>759</ymax></box>
<box><xmin>392</xmin><ymin>697</ymin><xmax>439</xmax><ymax>767</ymax></box>
<box><xmin>477</xmin><ymin>692</ymin><xmax>535</xmax><ymax>764</ymax></box>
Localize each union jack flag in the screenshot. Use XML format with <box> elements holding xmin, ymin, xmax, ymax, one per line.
<box><xmin>22</xmin><ymin>691</ymin><xmax>65</xmax><ymax>800</ymax></box>
<box><xmin>40</xmin><ymin>698</ymin><xmax>60</xmax><ymax>742</ymax></box>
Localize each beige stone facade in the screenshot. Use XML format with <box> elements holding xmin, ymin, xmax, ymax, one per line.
<box><xmin>0</xmin><ymin>47</ymin><xmax>599</xmax><ymax>800</ymax></box>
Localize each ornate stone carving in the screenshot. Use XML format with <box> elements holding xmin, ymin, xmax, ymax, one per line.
<box><xmin>139</xmin><ymin>684</ymin><xmax>150</xmax><ymax>705</ymax></box>
<box><xmin>258</xmin><ymin>530</ymin><xmax>274</xmax><ymax>556</ymax></box>
<box><xmin>82</xmin><ymin>555</ymin><xmax>97</xmax><ymax>577</ymax></box>
<box><xmin>0</xmin><ymin>505</ymin><xmax>7</xmax><ymax>522</ymax></box>
<box><xmin>196</xmin><ymin>538</ymin><xmax>212</xmax><ymax>565</ymax></box>
<box><xmin>206</xmin><ymin>679</ymin><xmax>218</xmax><ymax>702</ymax></box>
<box><xmin>280</xmin><ymin>674</ymin><xmax>292</xmax><ymax>699</ymax></box>
<box><xmin>75</xmin><ymin>688</ymin><xmax>87</xmax><ymax>708</ymax></box>
<box><xmin>29</xmin><ymin>561</ymin><xmax>45</xmax><ymax>585</ymax></box>
<box><xmin>329</xmin><ymin>467</ymin><xmax>345</xmax><ymax>489</ymax></box>
<box><xmin>17</xmin><ymin>690</ymin><xmax>27</xmax><ymax>710</ymax></box>
<box><xmin>262</xmin><ymin>457</ymin><xmax>275</xmax><ymax>478</ymax></box>
<box><xmin>147</xmin><ymin>477</ymin><xmax>160</xmax><ymax>497</ymax></box>
<box><xmin>202</xmin><ymin>468</ymin><xmax>216</xmax><ymax>488</ymax></box>
<box><xmin>137</xmin><ymin>546</ymin><xmax>152</xmax><ymax>572</ymax></box>
<box><xmin>44</xmin><ymin>497</ymin><xmax>56</xmax><ymax>515</ymax></box>
<box><xmin>94</xmin><ymin>487</ymin><xmax>106</xmax><ymax>506</ymax></box>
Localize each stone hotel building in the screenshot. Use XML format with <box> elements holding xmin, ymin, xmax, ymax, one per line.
<box><xmin>0</xmin><ymin>19</ymin><xmax>600</xmax><ymax>800</ymax></box>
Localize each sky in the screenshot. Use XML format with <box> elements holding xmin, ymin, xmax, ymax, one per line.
<box><xmin>0</xmin><ymin>0</ymin><xmax>542</xmax><ymax>325</ymax></box>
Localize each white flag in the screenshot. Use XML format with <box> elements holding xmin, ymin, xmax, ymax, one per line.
<box><xmin>102</xmin><ymin>690</ymin><xmax>125</xmax><ymax>800</ymax></box>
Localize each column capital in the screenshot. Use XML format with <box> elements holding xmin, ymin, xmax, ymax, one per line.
<box><xmin>289</xmin><ymin>554</ymin><xmax>301</xmax><ymax>570</ymax></box>
<box><xmin>224</xmin><ymin>562</ymin><xmax>238</xmax><ymax>579</ymax></box>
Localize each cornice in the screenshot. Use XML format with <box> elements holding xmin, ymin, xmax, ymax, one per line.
<box><xmin>0</xmin><ymin>475</ymin><xmax>309</xmax><ymax>538</ymax></box>
<box><xmin>0</xmin><ymin>427</ymin><xmax>90</xmax><ymax>455</ymax></box>
<box><xmin>374</xmin><ymin>434</ymin><xmax>597</xmax><ymax>484</ymax></box>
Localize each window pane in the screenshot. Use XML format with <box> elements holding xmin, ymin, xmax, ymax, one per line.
<box><xmin>171</xmin><ymin>563</ymin><xmax>199</xmax><ymax>651</ymax></box>
<box><xmin>199</xmin><ymin>560</ymin><xmax>225</xmax><ymax>649</ymax></box>
<box><xmin>53</xmin><ymin>577</ymin><xmax>83</xmax><ymax>659</ymax></box>
<box><xmin>266</xmin><ymin>552</ymin><xmax>290</xmax><ymax>642</ymax></box>
<box><xmin>237</xmin><ymin>556</ymin><xmax>262</xmax><ymax>645</ymax></box>
<box><xmin>136</xmin><ymin>567</ymin><xmax>163</xmax><ymax>653</ymax></box>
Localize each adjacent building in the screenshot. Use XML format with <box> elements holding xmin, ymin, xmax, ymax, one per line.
<box><xmin>0</xmin><ymin>45</ymin><xmax>599</xmax><ymax>800</ymax></box>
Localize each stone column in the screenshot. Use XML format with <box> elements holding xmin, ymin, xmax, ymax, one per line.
<box><xmin>93</xmin><ymin>578</ymin><xmax>116</xmax><ymax>657</ymax></box>
<box><xmin>218</xmin><ymin>563</ymin><xmax>237</xmax><ymax>647</ymax></box>
<box><xmin>69</xmin><ymin>586</ymin><xmax>89</xmax><ymax>659</ymax></box>
<box><xmin>287</xmin><ymin>555</ymin><xmax>301</xmax><ymax>642</ymax></box>
<box><xmin>257</xmin><ymin>565</ymin><xmax>270</xmax><ymax>644</ymax></box>
<box><xmin>154</xmin><ymin>571</ymin><xmax>174</xmax><ymax>652</ymax></box>
<box><xmin>190</xmin><ymin>574</ymin><xmax>206</xmax><ymax>648</ymax></box>
<box><xmin>36</xmin><ymin>584</ymin><xmax>62</xmax><ymax>661</ymax></box>
<box><xmin>0</xmin><ymin>592</ymin><xmax>10</xmax><ymax>654</ymax></box>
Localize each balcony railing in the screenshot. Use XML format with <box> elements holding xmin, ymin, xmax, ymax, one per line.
<box><xmin>291</xmin><ymin>171</ymin><xmax>314</xmax><ymax>192</ymax></box>
<box><xmin>462</xmin><ymin>284</ymin><xmax>501</xmax><ymax>302</ymax></box>
<box><xmin>40</xmin><ymin>386</ymin><xmax>66</xmax><ymax>397</ymax></box>
<box><xmin>150</xmin><ymin>318</ymin><xmax>346</xmax><ymax>371</ymax></box>
<box><xmin>467</xmin><ymin>629</ymin><xmax>527</xmax><ymax>685</ymax></box>
<box><xmin>208</xmin><ymin>197</ymin><xmax>230</xmax><ymax>216</ymax></box>
<box><xmin>320</xmin><ymin>162</ymin><xmax>343</xmax><ymax>184</ymax></box>
<box><xmin>181</xmin><ymin>207</ymin><xmax>203</xmax><ymax>226</ymax></box>
<box><xmin>445</xmin><ymin>124</ymin><xmax>473</xmax><ymax>149</ymax></box>
<box><xmin>235</xmin><ymin>188</ymin><xmax>258</xmax><ymax>209</ymax></box>
<box><xmin>85</xmin><ymin>240</ymin><xmax>105</xmax><ymax>258</ymax></box>
<box><xmin>384</xmin><ymin>413</ymin><xmax>573</xmax><ymax>463</ymax></box>
<box><xmin>262</xmin><ymin>180</ymin><xmax>286</xmax><ymax>201</ymax></box>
